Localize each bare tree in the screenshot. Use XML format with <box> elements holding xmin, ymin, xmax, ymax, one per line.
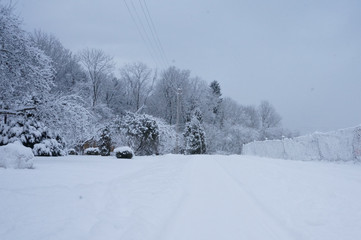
<box><xmin>258</xmin><ymin>100</ymin><xmax>281</xmax><ymax>129</ymax></box>
<box><xmin>120</xmin><ymin>62</ymin><xmax>156</xmax><ymax>113</ymax></box>
<box><xmin>30</xmin><ymin>30</ymin><xmax>86</xmax><ymax>94</ymax></box>
<box><xmin>148</xmin><ymin>66</ymin><xmax>191</xmax><ymax>125</ymax></box>
<box><xmin>258</xmin><ymin>100</ymin><xmax>282</xmax><ymax>139</ymax></box>
<box><xmin>242</xmin><ymin>105</ymin><xmax>260</xmax><ymax>129</ymax></box>
<box><xmin>78</xmin><ymin>48</ymin><xmax>114</xmax><ymax>107</ymax></box>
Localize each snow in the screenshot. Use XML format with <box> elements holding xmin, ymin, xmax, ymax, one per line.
<box><xmin>113</xmin><ymin>146</ymin><xmax>133</xmax><ymax>154</ymax></box>
<box><xmin>84</xmin><ymin>147</ymin><xmax>100</xmax><ymax>155</ymax></box>
<box><xmin>243</xmin><ymin>125</ymin><xmax>361</xmax><ymax>161</ymax></box>
<box><xmin>0</xmin><ymin>154</ymin><xmax>360</xmax><ymax>240</ymax></box>
<box><xmin>0</xmin><ymin>141</ymin><xmax>34</xmax><ymax>169</ymax></box>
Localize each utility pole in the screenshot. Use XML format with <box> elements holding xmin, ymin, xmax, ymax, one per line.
<box><xmin>175</xmin><ymin>88</ymin><xmax>182</xmax><ymax>154</ymax></box>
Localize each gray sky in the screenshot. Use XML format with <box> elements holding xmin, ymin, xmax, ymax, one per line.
<box><xmin>14</xmin><ymin>0</ymin><xmax>361</xmax><ymax>134</ymax></box>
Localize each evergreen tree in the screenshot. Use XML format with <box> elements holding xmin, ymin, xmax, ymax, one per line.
<box><xmin>193</xmin><ymin>108</ymin><xmax>203</xmax><ymax>123</ymax></box>
<box><xmin>210</xmin><ymin>80</ymin><xmax>221</xmax><ymax>97</ymax></box>
<box><xmin>0</xmin><ymin>115</ymin><xmax>65</xmax><ymax>156</ymax></box>
<box><xmin>183</xmin><ymin>111</ymin><xmax>206</xmax><ymax>154</ymax></box>
<box><xmin>208</xmin><ymin>80</ymin><xmax>223</xmax><ymax>126</ymax></box>
<box><xmin>98</xmin><ymin>126</ymin><xmax>112</xmax><ymax>156</ymax></box>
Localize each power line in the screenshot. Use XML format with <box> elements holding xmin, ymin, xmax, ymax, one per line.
<box><xmin>129</xmin><ymin>0</ymin><xmax>168</xmax><ymax>69</ymax></box>
<box><xmin>141</xmin><ymin>0</ymin><xmax>170</xmax><ymax>66</ymax></box>
<box><xmin>123</xmin><ymin>0</ymin><xmax>162</xmax><ymax>68</ymax></box>
<box><xmin>138</xmin><ymin>0</ymin><xmax>169</xmax><ymax>68</ymax></box>
<box><xmin>137</xmin><ymin>0</ymin><xmax>166</xmax><ymax>66</ymax></box>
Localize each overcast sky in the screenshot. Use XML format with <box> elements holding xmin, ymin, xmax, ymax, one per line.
<box><xmin>14</xmin><ymin>0</ymin><xmax>361</xmax><ymax>134</ymax></box>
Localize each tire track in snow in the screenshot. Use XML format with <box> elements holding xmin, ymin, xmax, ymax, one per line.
<box><xmin>215</xmin><ymin>158</ymin><xmax>304</xmax><ymax>240</ymax></box>
<box><xmin>217</xmin><ymin>156</ymin><xmax>361</xmax><ymax>240</ymax></box>
<box><xmin>84</xmin><ymin>156</ymin><xmax>191</xmax><ymax>240</ymax></box>
<box><xmin>160</xmin><ymin>156</ymin><xmax>298</xmax><ymax>240</ymax></box>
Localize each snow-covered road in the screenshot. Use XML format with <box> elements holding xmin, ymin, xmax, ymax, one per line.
<box><xmin>1</xmin><ymin>155</ymin><xmax>360</xmax><ymax>240</ymax></box>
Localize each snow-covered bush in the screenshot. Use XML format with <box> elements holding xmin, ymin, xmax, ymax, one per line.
<box><xmin>0</xmin><ymin>117</ymin><xmax>43</xmax><ymax>148</ymax></box>
<box><xmin>35</xmin><ymin>94</ymin><xmax>95</xmax><ymax>150</ymax></box>
<box><xmin>204</xmin><ymin>121</ymin><xmax>259</xmax><ymax>155</ymax></box>
<box><xmin>222</xmin><ymin>125</ymin><xmax>259</xmax><ymax>154</ymax></box>
<box><xmin>67</xmin><ymin>148</ymin><xmax>78</xmax><ymax>155</ymax></box>
<box><xmin>33</xmin><ymin>139</ymin><xmax>65</xmax><ymax>156</ymax></box>
<box><xmin>113</xmin><ymin>113</ymin><xmax>160</xmax><ymax>156</ymax></box>
<box><xmin>0</xmin><ymin>142</ymin><xmax>34</xmax><ymax>169</ymax></box>
<box><xmin>114</xmin><ymin>146</ymin><xmax>134</xmax><ymax>159</ymax></box>
<box><xmin>0</xmin><ymin>116</ymin><xmax>65</xmax><ymax>156</ymax></box>
<box><xmin>84</xmin><ymin>147</ymin><xmax>100</xmax><ymax>155</ymax></box>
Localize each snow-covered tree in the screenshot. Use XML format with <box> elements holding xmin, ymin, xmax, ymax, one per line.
<box><xmin>258</xmin><ymin>100</ymin><xmax>282</xmax><ymax>140</ymax></box>
<box><xmin>157</xmin><ymin>119</ymin><xmax>177</xmax><ymax>154</ymax></box>
<box><xmin>183</xmin><ymin>77</ymin><xmax>209</xmax><ymax>123</ymax></box>
<box><xmin>0</xmin><ymin>3</ymin><xmax>54</xmax><ymax>113</ymax></box>
<box><xmin>183</xmin><ymin>110</ymin><xmax>206</xmax><ymax>154</ymax></box>
<box><xmin>113</xmin><ymin>113</ymin><xmax>160</xmax><ymax>156</ymax></box>
<box><xmin>147</xmin><ymin>66</ymin><xmax>190</xmax><ymax>125</ymax></box>
<box><xmin>98</xmin><ymin>126</ymin><xmax>112</xmax><ymax>156</ymax></box>
<box><xmin>30</xmin><ymin>30</ymin><xmax>87</xmax><ymax>95</ymax></box>
<box><xmin>0</xmin><ymin>115</ymin><xmax>65</xmax><ymax>156</ymax></box>
<box><xmin>34</xmin><ymin>94</ymin><xmax>95</xmax><ymax>149</ymax></box>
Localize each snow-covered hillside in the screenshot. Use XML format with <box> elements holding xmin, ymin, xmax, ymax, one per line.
<box><xmin>243</xmin><ymin>125</ymin><xmax>361</xmax><ymax>162</ymax></box>
<box><xmin>1</xmin><ymin>155</ymin><xmax>360</xmax><ymax>240</ymax></box>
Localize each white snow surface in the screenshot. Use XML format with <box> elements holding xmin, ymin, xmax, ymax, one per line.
<box><xmin>243</xmin><ymin>125</ymin><xmax>361</xmax><ymax>161</ymax></box>
<box><xmin>0</xmin><ymin>141</ymin><xmax>34</xmax><ymax>169</ymax></box>
<box><xmin>0</xmin><ymin>155</ymin><xmax>360</xmax><ymax>240</ymax></box>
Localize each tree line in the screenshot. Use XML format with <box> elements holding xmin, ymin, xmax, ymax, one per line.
<box><xmin>0</xmin><ymin>3</ymin><xmax>297</xmax><ymax>155</ymax></box>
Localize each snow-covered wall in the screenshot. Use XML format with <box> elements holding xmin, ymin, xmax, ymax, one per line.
<box><xmin>243</xmin><ymin>126</ymin><xmax>361</xmax><ymax>162</ymax></box>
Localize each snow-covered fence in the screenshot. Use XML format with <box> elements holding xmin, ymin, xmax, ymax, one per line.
<box><xmin>243</xmin><ymin>126</ymin><xmax>361</xmax><ymax>162</ymax></box>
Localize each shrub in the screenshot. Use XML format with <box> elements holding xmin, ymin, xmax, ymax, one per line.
<box><xmin>158</xmin><ymin>119</ymin><xmax>176</xmax><ymax>155</ymax></box>
<box><xmin>0</xmin><ymin>116</ymin><xmax>65</xmax><ymax>156</ymax></box>
<box><xmin>84</xmin><ymin>147</ymin><xmax>100</xmax><ymax>155</ymax></box>
<box><xmin>67</xmin><ymin>149</ymin><xmax>78</xmax><ymax>155</ymax></box>
<box><xmin>114</xmin><ymin>146</ymin><xmax>134</xmax><ymax>159</ymax></box>
<box><xmin>33</xmin><ymin>139</ymin><xmax>65</xmax><ymax>156</ymax></box>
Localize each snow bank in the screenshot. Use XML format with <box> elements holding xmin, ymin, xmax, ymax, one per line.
<box><xmin>243</xmin><ymin>125</ymin><xmax>361</xmax><ymax>161</ymax></box>
<box><xmin>0</xmin><ymin>142</ymin><xmax>34</xmax><ymax>169</ymax></box>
